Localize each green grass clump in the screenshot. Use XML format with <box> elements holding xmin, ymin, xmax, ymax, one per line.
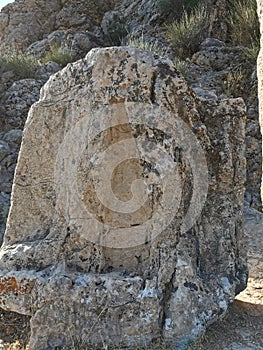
<box><xmin>223</xmin><ymin>66</ymin><xmax>246</xmax><ymax>97</ymax></box>
<box><xmin>173</xmin><ymin>57</ymin><xmax>188</xmax><ymax>77</ymax></box>
<box><xmin>228</xmin><ymin>0</ymin><xmax>259</xmax><ymax>50</ymax></box>
<box><xmin>167</xmin><ymin>4</ymin><xmax>209</xmax><ymax>59</ymax></box>
<box><xmin>243</xmin><ymin>44</ymin><xmax>260</xmax><ymax>62</ymax></box>
<box><xmin>125</xmin><ymin>34</ymin><xmax>166</xmax><ymax>57</ymax></box>
<box><xmin>0</xmin><ymin>52</ymin><xmax>38</xmax><ymax>79</ymax></box>
<box><xmin>41</xmin><ymin>45</ymin><xmax>74</xmax><ymax>68</ymax></box>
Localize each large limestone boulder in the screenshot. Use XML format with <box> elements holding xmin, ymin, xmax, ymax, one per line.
<box><xmin>0</xmin><ymin>47</ymin><xmax>247</xmax><ymax>349</ymax></box>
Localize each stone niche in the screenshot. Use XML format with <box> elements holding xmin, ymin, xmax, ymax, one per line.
<box><xmin>0</xmin><ymin>47</ymin><xmax>247</xmax><ymax>349</ymax></box>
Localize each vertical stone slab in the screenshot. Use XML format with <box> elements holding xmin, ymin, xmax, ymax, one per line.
<box><xmin>257</xmin><ymin>0</ymin><xmax>263</xmax><ymax>205</ymax></box>
<box><xmin>0</xmin><ymin>47</ymin><xmax>247</xmax><ymax>349</ymax></box>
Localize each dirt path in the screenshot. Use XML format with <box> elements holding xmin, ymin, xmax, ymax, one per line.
<box><xmin>194</xmin><ymin>278</ymin><xmax>263</xmax><ymax>350</ymax></box>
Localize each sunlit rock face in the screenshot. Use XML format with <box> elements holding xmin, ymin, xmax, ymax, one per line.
<box><xmin>0</xmin><ymin>47</ymin><xmax>247</xmax><ymax>349</ymax></box>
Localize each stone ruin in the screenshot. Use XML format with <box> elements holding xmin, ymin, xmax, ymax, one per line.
<box><xmin>0</xmin><ymin>47</ymin><xmax>248</xmax><ymax>349</ymax></box>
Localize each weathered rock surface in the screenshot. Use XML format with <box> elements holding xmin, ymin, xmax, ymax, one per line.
<box><xmin>0</xmin><ymin>192</ymin><xmax>10</xmax><ymax>243</ymax></box>
<box><xmin>244</xmin><ymin>205</ymin><xmax>263</xmax><ymax>279</ymax></box>
<box><xmin>0</xmin><ymin>0</ymin><xmax>61</xmax><ymax>52</ymax></box>
<box><xmin>0</xmin><ymin>81</ymin><xmax>54</xmax><ymax>247</ymax></box>
<box><xmin>0</xmin><ymin>78</ymin><xmax>45</xmax><ymax>243</ymax></box>
<box><xmin>257</xmin><ymin>0</ymin><xmax>263</xmax><ymax>204</ymax></box>
<box><xmin>3</xmin><ymin>79</ymin><xmax>43</xmax><ymax>130</ymax></box>
<box><xmin>0</xmin><ymin>47</ymin><xmax>247</xmax><ymax>349</ymax></box>
<box><xmin>26</xmin><ymin>29</ymin><xmax>103</xmax><ymax>61</ymax></box>
<box><xmin>0</xmin><ymin>0</ymin><xmax>114</xmax><ymax>62</ymax></box>
<box><xmin>188</xmin><ymin>42</ymin><xmax>262</xmax><ymax>211</ymax></box>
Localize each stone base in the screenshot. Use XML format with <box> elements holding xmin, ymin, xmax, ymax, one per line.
<box><xmin>0</xmin><ymin>267</ymin><xmax>247</xmax><ymax>349</ymax></box>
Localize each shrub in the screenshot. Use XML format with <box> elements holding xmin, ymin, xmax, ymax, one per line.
<box><xmin>0</xmin><ymin>52</ymin><xmax>38</xmax><ymax>79</ymax></box>
<box><xmin>157</xmin><ymin>0</ymin><xmax>199</xmax><ymax>20</ymax></box>
<box><xmin>167</xmin><ymin>4</ymin><xmax>209</xmax><ymax>59</ymax></box>
<box><xmin>228</xmin><ymin>0</ymin><xmax>259</xmax><ymax>49</ymax></box>
<box><xmin>42</xmin><ymin>45</ymin><xmax>73</xmax><ymax>68</ymax></box>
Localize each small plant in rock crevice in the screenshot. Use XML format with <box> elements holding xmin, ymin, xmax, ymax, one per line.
<box><xmin>222</xmin><ymin>63</ymin><xmax>257</xmax><ymax>98</ymax></box>
<box><xmin>41</xmin><ymin>45</ymin><xmax>74</xmax><ymax>68</ymax></box>
<box><xmin>173</xmin><ymin>57</ymin><xmax>189</xmax><ymax>77</ymax></box>
<box><xmin>125</xmin><ymin>34</ymin><xmax>167</xmax><ymax>57</ymax></box>
<box><xmin>243</xmin><ymin>44</ymin><xmax>259</xmax><ymax>62</ymax></box>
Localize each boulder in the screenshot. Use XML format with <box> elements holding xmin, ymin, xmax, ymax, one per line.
<box><xmin>0</xmin><ymin>47</ymin><xmax>247</xmax><ymax>349</ymax></box>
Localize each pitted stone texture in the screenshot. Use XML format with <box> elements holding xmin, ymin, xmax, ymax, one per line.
<box><xmin>3</xmin><ymin>79</ymin><xmax>43</xmax><ymax>130</ymax></box>
<box><xmin>0</xmin><ymin>0</ymin><xmax>112</xmax><ymax>54</ymax></box>
<box><xmin>26</xmin><ymin>29</ymin><xmax>104</xmax><ymax>61</ymax></box>
<box><xmin>0</xmin><ymin>0</ymin><xmax>61</xmax><ymax>53</ymax></box>
<box><xmin>257</xmin><ymin>0</ymin><xmax>263</xmax><ymax>203</ymax></box>
<box><xmin>56</xmin><ymin>0</ymin><xmax>112</xmax><ymax>28</ymax></box>
<box><xmin>188</xmin><ymin>42</ymin><xmax>262</xmax><ymax>212</ymax></box>
<box><xmin>29</xmin><ymin>273</ymin><xmax>161</xmax><ymax>349</ymax></box>
<box><xmin>0</xmin><ymin>47</ymin><xmax>247</xmax><ymax>349</ymax></box>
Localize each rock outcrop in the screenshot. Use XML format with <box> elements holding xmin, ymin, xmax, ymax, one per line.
<box><xmin>188</xmin><ymin>42</ymin><xmax>261</xmax><ymax>211</ymax></box>
<box><xmin>0</xmin><ymin>0</ymin><xmax>61</xmax><ymax>52</ymax></box>
<box><xmin>0</xmin><ymin>47</ymin><xmax>247</xmax><ymax>349</ymax></box>
<box><xmin>0</xmin><ymin>0</ymin><xmax>113</xmax><ymax>55</ymax></box>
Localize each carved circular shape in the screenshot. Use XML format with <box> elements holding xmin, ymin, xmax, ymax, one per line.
<box><xmin>54</xmin><ymin>103</ymin><xmax>208</xmax><ymax>248</ymax></box>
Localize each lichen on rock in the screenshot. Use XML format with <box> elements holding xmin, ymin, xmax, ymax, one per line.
<box><xmin>0</xmin><ymin>47</ymin><xmax>248</xmax><ymax>349</ymax></box>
